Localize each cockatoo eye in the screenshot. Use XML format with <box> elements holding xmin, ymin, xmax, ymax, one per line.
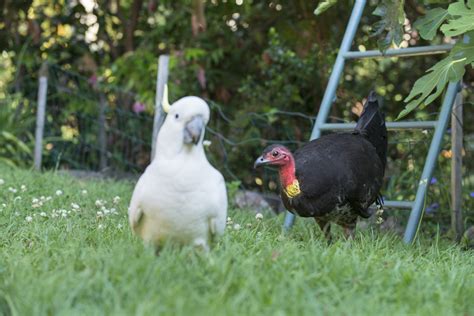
<box><xmin>272</xmin><ymin>151</ymin><xmax>279</xmax><ymax>157</ymax></box>
<box><xmin>175</xmin><ymin>114</ymin><xmax>179</xmax><ymax>119</ymax></box>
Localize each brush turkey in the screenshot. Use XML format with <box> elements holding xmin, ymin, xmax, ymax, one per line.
<box><xmin>254</xmin><ymin>92</ymin><xmax>387</xmax><ymax>239</ymax></box>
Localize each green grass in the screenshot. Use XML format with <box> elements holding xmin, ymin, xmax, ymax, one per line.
<box><xmin>0</xmin><ymin>165</ymin><xmax>473</xmax><ymax>316</ymax></box>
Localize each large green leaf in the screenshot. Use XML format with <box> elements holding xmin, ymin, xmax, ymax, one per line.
<box><xmin>413</xmin><ymin>8</ymin><xmax>449</xmax><ymax>40</ymax></box>
<box><xmin>398</xmin><ymin>54</ymin><xmax>466</xmax><ymax>119</ymax></box>
<box><xmin>371</xmin><ymin>0</ymin><xmax>405</xmax><ymax>52</ymax></box>
<box><xmin>441</xmin><ymin>0</ymin><xmax>474</xmax><ymax>37</ymax></box>
<box><xmin>314</xmin><ymin>0</ymin><xmax>338</xmax><ymax>16</ymax></box>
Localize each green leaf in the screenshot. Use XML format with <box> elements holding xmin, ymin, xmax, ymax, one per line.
<box><xmin>441</xmin><ymin>0</ymin><xmax>474</xmax><ymax>37</ymax></box>
<box><xmin>314</xmin><ymin>0</ymin><xmax>338</xmax><ymax>15</ymax></box>
<box><xmin>413</xmin><ymin>8</ymin><xmax>449</xmax><ymax>40</ymax></box>
<box><xmin>398</xmin><ymin>54</ymin><xmax>467</xmax><ymax>119</ymax></box>
<box><xmin>371</xmin><ymin>0</ymin><xmax>406</xmax><ymax>52</ymax></box>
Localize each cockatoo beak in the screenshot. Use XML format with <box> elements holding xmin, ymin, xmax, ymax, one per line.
<box><xmin>184</xmin><ymin>115</ymin><xmax>204</xmax><ymax>145</ymax></box>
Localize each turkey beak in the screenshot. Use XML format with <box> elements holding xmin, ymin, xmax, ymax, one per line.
<box><xmin>254</xmin><ymin>156</ymin><xmax>270</xmax><ymax>168</ymax></box>
<box><xmin>184</xmin><ymin>115</ymin><xmax>204</xmax><ymax>145</ymax></box>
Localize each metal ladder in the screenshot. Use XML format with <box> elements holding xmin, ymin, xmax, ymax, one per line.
<box><xmin>283</xmin><ymin>0</ymin><xmax>462</xmax><ymax>244</ymax></box>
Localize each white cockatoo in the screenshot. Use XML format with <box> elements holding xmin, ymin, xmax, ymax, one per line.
<box><xmin>129</xmin><ymin>86</ymin><xmax>227</xmax><ymax>253</ymax></box>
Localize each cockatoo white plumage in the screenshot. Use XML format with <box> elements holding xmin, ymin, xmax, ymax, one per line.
<box><xmin>128</xmin><ymin>87</ymin><xmax>227</xmax><ymax>252</ymax></box>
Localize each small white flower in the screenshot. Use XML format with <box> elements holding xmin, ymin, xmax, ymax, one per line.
<box><xmin>40</xmin><ymin>212</ymin><xmax>47</xmax><ymax>217</ymax></box>
<box><xmin>0</xmin><ymin>179</ymin><xmax>4</xmax><ymax>185</ymax></box>
<box><xmin>95</xmin><ymin>200</ymin><xmax>104</xmax><ymax>207</ymax></box>
<box><xmin>45</xmin><ymin>196</ymin><xmax>52</xmax><ymax>201</ymax></box>
<box><xmin>32</xmin><ymin>198</ymin><xmax>39</xmax><ymax>204</ymax></box>
<box><xmin>233</xmin><ymin>223</ymin><xmax>241</xmax><ymax>230</ymax></box>
<box><xmin>55</xmin><ymin>190</ymin><xmax>63</xmax><ymax>196</ymax></box>
<box><xmin>98</xmin><ymin>224</ymin><xmax>104</xmax><ymax>230</ymax></box>
<box><xmin>71</xmin><ymin>203</ymin><xmax>80</xmax><ymax>210</ymax></box>
<box><xmin>255</xmin><ymin>213</ymin><xmax>263</xmax><ymax>221</ymax></box>
<box><xmin>203</xmin><ymin>140</ymin><xmax>212</xmax><ymax>147</ymax></box>
<box><xmin>20</xmin><ymin>185</ymin><xmax>27</xmax><ymax>192</ymax></box>
<box><xmin>25</xmin><ymin>216</ymin><xmax>33</xmax><ymax>222</ymax></box>
<box><xmin>117</xmin><ymin>224</ymin><xmax>123</xmax><ymax>229</ymax></box>
<box><xmin>113</xmin><ymin>196</ymin><xmax>121</xmax><ymax>204</ymax></box>
<box><xmin>8</xmin><ymin>187</ymin><xmax>17</xmax><ymax>193</ymax></box>
<box><xmin>227</xmin><ymin>217</ymin><xmax>232</xmax><ymax>221</ymax></box>
<box><xmin>104</xmin><ymin>209</ymin><xmax>110</xmax><ymax>215</ymax></box>
<box><xmin>97</xmin><ymin>211</ymin><xmax>103</xmax><ymax>217</ymax></box>
<box><xmin>1</xmin><ymin>203</ymin><xmax>6</xmax><ymax>208</ymax></box>
<box><xmin>61</xmin><ymin>213</ymin><xmax>67</xmax><ymax>218</ymax></box>
<box><xmin>81</xmin><ymin>190</ymin><xmax>88</xmax><ymax>195</ymax></box>
<box><xmin>14</xmin><ymin>211</ymin><xmax>20</xmax><ymax>216</ymax></box>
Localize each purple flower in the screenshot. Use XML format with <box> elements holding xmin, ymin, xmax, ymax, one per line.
<box><xmin>425</xmin><ymin>202</ymin><xmax>439</xmax><ymax>214</ymax></box>
<box><xmin>133</xmin><ymin>102</ymin><xmax>146</xmax><ymax>114</ymax></box>
<box><xmin>430</xmin><ymin>177</ymin><xmax>437</xmax><ymax>185</ymax></box>
<box><xmin>470</xmin><ymin>192</ymin><xmax>474</xmax><ymax>198</ymax></box>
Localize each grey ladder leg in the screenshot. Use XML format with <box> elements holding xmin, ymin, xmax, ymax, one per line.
<box><xmin>403</xmin><ymin>82</ymin><xmax>460</xmax><ymax>244</ymax></box>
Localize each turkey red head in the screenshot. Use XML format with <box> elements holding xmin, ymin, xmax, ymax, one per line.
<box><xmin>254</xmin><ymin>144</ymin><xmax>293</xmax><ymax>168</ymax></box>
<box><xmin>254</xmin><ymin>145</ymin><xmax>299</xmax><ymax>195</ymax></box>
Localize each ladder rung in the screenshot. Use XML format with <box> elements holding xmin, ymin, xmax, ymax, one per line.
<box><xmin>383</xmin><ymin>200</ymin><xmax>413</xmax><ymax>209</ymax></box>
<box><xmin>320</xmin><ymin>121</ymin><xmax>438</xmax><ymax>131</ymax></box>
<box><xmin>343</xmin><ymin>44</ymin><xmax>453</xmax><ymax>60</ymax></box>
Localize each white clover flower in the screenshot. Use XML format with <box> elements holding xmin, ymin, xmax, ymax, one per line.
<box><xmin>98</xmin><ymin>224</ymin><xmax>104</xmax><ymax>230</ymax></box>
<box><xmin>32</xmin><ymin>198</ymin><xmax>39</xmax><ymax>204</ymax></box>
<box><xmin>104</xmin><ymin>209</ymin><xmax>110</xmax><ymax>215</ymax></box>
<box><xmin>14</xmin><ymin>211</ymin><xmax>20</xmax><ymax>216</ymax></box>
<box><xmin>97</xmin><ymin>211</ymin><xmax>103</xmax><ymax>217</ymax></box>
<box><xmin>255</xmin><ymin>213</ymin><xmax>263</xmax><ymax>221</ymax></box>
<box><xmin>40</xmin><ymin>212</ymin><xmax>47</xmax><ymax>217</ymax></box>
<box><xmin>0</xmin><ymin>179</ymin><xmax>4</xmax><ymax>185</ymax></box>
<box><xmin>8</xmin><ymin>187</ymin><xmax>17</xmax><ymax>193</ymax></box>
<box><xmin>81</xmin><ymin>190</ymin><xmax>88</xmax><ymax>195</ymax></box>
<box><xmin>233</xmin><ymin>223</ymin><xmax>241</xmax><ymax>230</ymax></box>
<box><xmin>25</xmin><ymin>216</ymin><xmax>33</xmax><ymax>222</ymax></box>
<box><xmin>71</xmin><ymin>203</ymin><xmax>80</xmax><ymax>210</ymax></box>
<box><xmin>20</xmin><ymin>185</ymin><xmax>27</xmax><ymax>192</ymax></box>
<box><xmin>61</xmin><ymin>213</ymin><xmax>67</xmax><ymax>218</ymax></box>
<box><xmin>1</xmin><ymin>203</ymin><xmax>6</xmax><ymax>208</ymax></box>
<box><xmin>55</xmin><ymin>190</ymin><xmax>63</xmax><ymax>196</ymax></box>
<box><xmin>113</xmin><ymin>196</ymin><xmax>121</xmax><ymax>204</ymax></box>
<box><xmin>95</xmin><ymin>200</ymin><xmax>104</xmax><ymax>207</ymax></box>
<box><xmin>246</xmin><ymin>223</ymin><xmax>252</xmax><ymax>228</ymax></box>
<box><xmin>203</xmin><ymin>140</ymin><xmax>212</xmax><ymax>147</ymax></box>
<box><xmin>45</xmin><ymin>196</ymin><xmax>52</xmax><ymax>201</ymax></box>
<box><xmin>117</xmin><ymin>223</ymin><xmax>123</xmax><ymax>229</ymax></box>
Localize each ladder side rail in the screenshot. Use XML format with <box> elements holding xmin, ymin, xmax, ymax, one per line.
<box><xmin>403</xmin><ymin>82</ymin><xmax>460</xmax><ymax>244</ymax></box>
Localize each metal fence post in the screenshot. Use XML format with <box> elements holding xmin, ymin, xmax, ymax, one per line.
<box><xmin>451</xmin><ymin>90</ymin><xmax>463</xmax><ymax>242</ymax></box>
<box><xmin>98</xmin><ymin>93</ymin><xmax>108</xmax><ymax>170</ymax></box>
<box><xmin>151</xmin><ymin>55</ymin><xmax>170</xmax><ymax>161</ymax></box>
<box><xmin>34</xmin><ymin>63</ymin><xmax>48</xmax><ymax>170</ymax></box>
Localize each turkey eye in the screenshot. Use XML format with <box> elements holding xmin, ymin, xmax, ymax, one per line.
<box><xmin>175</xmin><ymin>114</ymin><xmax>179</xmax><ymax>119</ymax></box>
<box><xmin>272</xmin><ymin>151</ymin><xmax>279</xmax><ymax>157</ymax></box>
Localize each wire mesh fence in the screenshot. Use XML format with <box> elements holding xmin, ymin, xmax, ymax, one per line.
<box><xmin>13</xmin><ymin>62</ymin><xmax>473</xmax><ymax>225</ymax></box>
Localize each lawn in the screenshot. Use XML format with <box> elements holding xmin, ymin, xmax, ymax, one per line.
<box><xmin>0</xmin><ymin>165</ymin><xmax>473</xmax><ymax>316</ymax></box>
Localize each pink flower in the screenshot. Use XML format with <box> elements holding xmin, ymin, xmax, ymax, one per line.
<box><xmin>88</xmin><ymin>74</ymin><xmax>98</xmax><ymax>86</ymax></box>
<box><xmin>133</xmin><ymin>102</ymin><xmax>146</xmax><ymax>114</ymax></box>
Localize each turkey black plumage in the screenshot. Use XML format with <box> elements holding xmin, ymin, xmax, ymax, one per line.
<box><xmin>254</xmin><ymin>91</ymin><xmax>387</xmax><ymax>239</ymax></box>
